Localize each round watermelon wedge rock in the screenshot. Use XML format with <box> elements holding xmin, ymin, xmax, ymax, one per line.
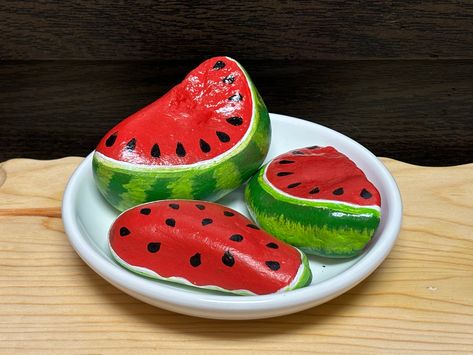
<box><xmin>93</xmin><ymin>57</ymin><xmax>270</xmax><ymax>211</ymax></box>
<box><xmin>245</xmin><ymin>146</ymin><xmax>381</xmax><ymax>258</ymax></box>
<box><xmin>109</xmin><ymin>200</ymin><xmax>312</xmax><ymax>295</ymax></box>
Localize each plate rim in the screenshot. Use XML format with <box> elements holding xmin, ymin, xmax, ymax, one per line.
<box><xmin>62</xmin><ymin>113</ymin><xmax>403</xmax><ymax>319</ymax></box>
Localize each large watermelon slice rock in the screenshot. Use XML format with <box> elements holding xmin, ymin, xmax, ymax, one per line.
<box><xmin>245</xmin><ymin>146</ymin><xmax>381</xmax><ymax>258</ymax></box>
<box><xmin>93</xmin><ymin>57</ymin><xmax>270</xmax><ymax>211</ymax></box>
<box><xmin>109</xmin><ymin>200</ymin><xmax>312</xmax><ymax>295</ymax></box>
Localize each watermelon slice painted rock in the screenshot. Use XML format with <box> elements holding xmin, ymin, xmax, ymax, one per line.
<box><xmin>109</xmin><ymin>200</ymin><xmax>312</xmax><ymax>295</ymax></box>
<box><xmin>245</xmin><ymin>146</ymin><xmax>381</xmax><ymax>258</ymax></box>
<box><xmin>93</xmin><ymin>57</ymin><xmax>271</xmax><ymax>211</ymax></box>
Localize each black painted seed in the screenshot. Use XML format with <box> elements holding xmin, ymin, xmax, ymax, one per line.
<box><xmin>266</xmin><ymin>242</ymin><xmax>279</xmax><ymax>249</ymax></box>
<box><xmin>105</xmin><ymin>132</ymin><xmax>117</xmax><ymax>147</ymax></box>
<box><xmin>195</xmin><ymin>204</ymin><xmax>205</xmax><ymax>210</ymax></box>
<box><xmin>247</xmin><ymin>224</ymin><xmax>260</xmax><ymax>230</ymax></box>
<box><xmin>169</xmin><ymin>203</ymin><xmax>180</xmax><ymax>210</ymax></box>
<box><xmin>360</xmin><ymin>188</ymin><xmax>373</xmax><ymax>199</ymax></box>
<box><xmin>266</xmin><ymin>261</ymin><xmax>280</xmax><ymax>271</ymax></box>
<box><xmin>165</xmin><ymin>218</ymin><xmax>176</xmax><ymax>227</ymax></box>
<box><xmin>226</xmin><ymin>116</ymin><xmax>243</xmax><ymax>126</ymax></box>
<box><xmin>230</xmin><ymin>234</ymin><xmax>243</xmax><ymax>242</ymax></box>
<box><xmin>147</xmin><ymin>242</ymin><xmax>161</xmax><ymax>253</ymax></box>
<box><xmin>224</xmin><ymin>211</ymin><xmax>235</xmax><ymax>217</ymax></box>
<box><xmin>309</xmin><ymin>187</ymin><xmax>320</xmax><ymax>194</ymax></box>
<box><xmin>292</xmin><ymin>150</ymin><xmax>304</xmax><ymax>155</ymax></box>
<box><xmin>126</xmin><ymin>138</ymin><xmax>136</xmax><ymax>151</ymax></box>
<box><xmin>202</xmin><ymin>218</ymin><xmax>213</xmax><ymax>226</ymax></box>
<box><xmin>223</xmin><ymin>74</ymin><xmax>235</xmax><ymax>84</ymax></box>
<box><xmin>190</xmin><ymin>253</ymin><xmax>201</xmax><ymax>267</ymax></box>
<box><xmin>199</xmin><ymin>139</ymin><xmax>211</xmax><ymax>153</ymax></box>
<box><xmin>216</xmin><ymin>131</ymin><xmax>230</xmax><ymax>143</ymax></box>
<box><xmin>279</xmin><ymin>160</ymin><xmax>295</xmax><ymax>164</ymax></box>
<box><xmin>277</xmin><ymin>172</ymin><xmax>294</xmax><ymax>177</ymax></box>
<box><xmin>307</xmin><ymin>145</ymin><xmax>320</xmax><ymax>149</ymax></box>
<box><xmin>222</xmin><ymin>250</ymin><xmax>235</xmax><ymax>267</ymax></box>
<box><xmin>119</xmin><ymin>227</ymin><xmax>130</xmax><ymax>236</ymax></box>
<box><xmin>333</xmin><ymin>187</ymin><xmax>344</xmax><ymax>195</ymax></box>
<box><xmin>213</xmin><ymin>60</ymin><xmax>225</xmax><ymax>69</ymax></box>
<box><xmin>287</xmin><ymin>182</ymin><xmax>301</xmax><ymax>188</ymax></box>
<box><xmin>228</xmin><ymin>93</ymin><xmax>243</xmax><ymax>102</ymax></box>
<box><xmin>140</xmin><ymin>208</ymin><xmax>151</xmax><ymax>215</ymax></box>
<box><xmin>151</xmin><ymin>143</ymin><xmax>160</xmax><ymax>158</ymax></box>
<box><xmin>176</xmin><ymin>142</ymin><xmax>186</xmax><ymax>157</ymax></box>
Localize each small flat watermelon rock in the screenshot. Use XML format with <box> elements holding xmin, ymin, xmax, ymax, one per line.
<box><xmin>245</xmin><ymin>146</ymin><xmax>381</xmax><ymax>258</ymax></box>
<box><xmin>93</xmin><ymin>56</ymin><xmax>270</xmax><ymax>211</ymax></box>
<box><xmin>109</xmin><ymin>200</ymin><xmax>312</xmax><ymax>295</ymax></box>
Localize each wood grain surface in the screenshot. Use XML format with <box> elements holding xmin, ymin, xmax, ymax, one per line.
<box><xmin>0</xmin><ymin>157</ymin><xmax>472</xmax><ymax>354</ymax></box>
<box><xmin>1</xmin><ymin>1</ymin><xmax>473</xmax><ymax>60</ymax></box>
<box><xmin>1</xmin><ymin>60</ymin><xmax>472</xmax><ymax>166</ymax></box>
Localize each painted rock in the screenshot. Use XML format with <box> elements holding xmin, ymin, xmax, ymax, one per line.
<box><xmin>93</xmin><ymin>57</ymin><xmax>271</xmax><ymax>211</ymax></box>
<box><xmin>245</xmin><ymin>146</ymin><xmax>381</xmax><ymax>258</ymax></box>
<box><xmin>109</xmin><ymin>200</ymin><xmax>312</xmax><ymax>295</ymax></box>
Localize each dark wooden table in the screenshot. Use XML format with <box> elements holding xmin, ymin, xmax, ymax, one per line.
<box><xmin>1</xmin><ymin>1</ymin><xmax>472</xmax><ymax>166</ymax></box>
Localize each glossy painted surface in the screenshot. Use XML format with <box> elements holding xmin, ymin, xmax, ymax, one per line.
<box><xmin>109</xmin><ymin>200</ymin><xmax>311</xmax><ymax>295</ymax></box>
<box><xmin>62</xmin><ymin>114</ymin><xmax>402</xmax><ymax>319</ymax></box>
<box><xmin>265</xmin><ymin>146</ymin><xmax>381</xmax><ymax>207</ymax></box>
<box><xmin>92</xmin><ymin>58</ymin><xmax>271</xmax><ymax>211</ymax></box>
<box><xmin>246</xmin><ymin>146</ymin><xmax>381</xmax><ymax>257</ymax></box>
<box><xmin>96</xmin><ymin>57</ymin><xmax>253</xmax><ymax>166</ymax></box>
<box><xmin>246</xmin><ymin>170</ymin><xmax>380</xmax><ymax>257</ymax></box>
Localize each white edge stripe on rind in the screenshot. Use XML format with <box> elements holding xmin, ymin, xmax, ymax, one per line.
<box><xmin>109</xmin><ymin>242</ymin><xmax>307</xmax><ymax>296</ymax></box>
<box><xmin>96</xmin><ymin>57</ymin><xmax>257</xmax><ymax>170</ymax></box>
<box><xmin>284</xmin><ymin>249</ymin><xmax>307</xmax><ymax>291</ymax></box>
<box><xmin>109</xmin><ymin>243</ymin><xmax>257</xmax><ymax>296</ymax></box>
<box><xmin>262</xmin><ymin>164</ymin><xmax>381</xmax><ymax>212</ymax></box>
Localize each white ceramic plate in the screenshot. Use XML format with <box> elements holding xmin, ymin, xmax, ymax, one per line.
<box><xmin>62</xmin><ymin>113</ymin><xmax>402</xmax><ymax>320</ymax></box>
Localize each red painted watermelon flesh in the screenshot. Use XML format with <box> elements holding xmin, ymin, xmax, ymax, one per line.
<box><xmin>265</xmin><ymin>146</ymin><xmax>381</xmax><ymax>207</ymax></box>
<box><xmin>96</xmin><ymin>57</ymin><xmax>253</xmax><ymax>166</ymax></box>
<box><xmin>109</xmin><ymin>200</ymin><xmax>305</xmax><ymax>295</ymax></box>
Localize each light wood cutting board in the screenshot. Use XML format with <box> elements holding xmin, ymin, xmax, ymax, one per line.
<box><xmin>0</xmin><ymin>157</ymin><xmax>472</xmax><ymax>354</ymax></box>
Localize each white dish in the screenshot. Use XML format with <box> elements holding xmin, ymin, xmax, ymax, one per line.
<box><xmin>62</xmin><ymin>113</ymin><xmax>402</xmax><ymax>320</ymax></box>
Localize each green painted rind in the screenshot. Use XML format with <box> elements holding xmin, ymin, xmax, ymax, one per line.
<box><xmin>93</xmin><ymin>80</ymin><xmax>270</xmax><ymax>211</ymax></box>
<box><xmin>245</xmin><ymin>168</ymin><xmax>381</xmax><ymax>258</ymax></box>
<box><xmin>290</xmin><ymin>252</ymin><xmax>312</xmax><ymax>290</ymax></box>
